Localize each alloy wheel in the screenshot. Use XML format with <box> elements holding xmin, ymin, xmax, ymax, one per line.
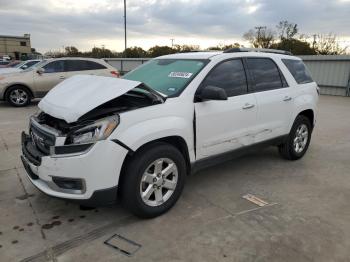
<box><xmin>9</xmin><ymin>89</ymin><xmax>28</xmax><ymax>106</ymax></box>
<box><xmin>140</xmin><ymin>158</ymin><xmax>178</xmax><ymax>207</ymax></box>
<box><xmin>293</xmin><ymin>124</ymin><xmax>309</xmax><ymax>153</ymax></box>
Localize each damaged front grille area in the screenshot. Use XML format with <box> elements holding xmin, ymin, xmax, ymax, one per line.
<box><xmin>30</xmin><ymin>120</ymin><xmax>56</xmax><ymax>155</ymax></box>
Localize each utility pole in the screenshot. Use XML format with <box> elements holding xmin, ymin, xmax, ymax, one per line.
<box><xmin>255</xmin><ymin>26</ymin><xmax>266</xmax><ymax>48</ymax></box>
<box><xmin>170</xmin><ymin>38</ymin><xmax>175</xmax><ymax>47</ymax></box>
<box><xmin>124</xmin><ymin>0</ymin><xmax>127</xmax><ymax>56</ymax></box>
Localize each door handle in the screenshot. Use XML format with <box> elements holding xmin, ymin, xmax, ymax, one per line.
<box><xmin>242</xmin><ymin>103</ymin><xmax>255</xmax><ymax>110</ymax></box>
<box><xmin>283</xmin><ymin>96</ymin><xmax>292</xmax><ymax>102</ymax></box>
<box><xmin>59</xmin><ymin>76</ymin><xmax>65</xmax><ymax>79</ymax></box>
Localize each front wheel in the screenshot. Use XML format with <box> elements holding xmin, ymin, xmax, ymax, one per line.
<box><xmin>120</xmin><ymin>142</ymin><xmax>186</xmax><ymax>218</ymax></box>
<box><xmin>278</xmin><ymin>115</ymin><xmax>312</xmax><ymax>160</ymax></box>
<box><xmin>6</xmin><ymin>86</ymin><xmax>31</xmax><ymax>107</ymax></box>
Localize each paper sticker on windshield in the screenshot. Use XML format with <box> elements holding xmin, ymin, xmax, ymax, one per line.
<box><xmin>168</xmin><ymin>72</ymin><xmax>193</xmax><ymax>79</ymax></box>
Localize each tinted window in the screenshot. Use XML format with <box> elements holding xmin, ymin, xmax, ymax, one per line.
<box><xmin>247</xmin><ymin>58</ymin><xmax>283</xmax><ymax>92</ymax></box>
<box><xmin>282</xmin><ymin>59</ymin><xmax>313</xmax><ymax>84</ymax></box>
<box><xmin>66</xmin><ymin>60</ymin><xmax>106</xmax><ymax>71</ymax></box>
<box><xmin>85</xmin><ymin>61</ymin><xmax>106</xmax><ymax>70</ymax></box>
<box><xmin>201</xmin><ymin>59</ymin><xmax>247</xmax><ymax>97</ymax></box>
<box><xmin>43</xmin><ymin>61</ymin><xmax>65</xmax><ymax>73</ymax></box>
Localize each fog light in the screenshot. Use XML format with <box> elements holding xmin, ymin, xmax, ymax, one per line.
<box><xmin>52</xmin><ymin>177</ymin><xmax>84</xmax><ymax>191</ymax></box>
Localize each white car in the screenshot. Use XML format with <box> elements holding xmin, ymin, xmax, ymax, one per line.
<box><xmin>21</xmin><ymin>48</ymin><xmax>319</xmax><ymax>218</ymax></box>
<box><xmin>0</xmin><ymin>59</ymin><xmax>41</xmax><ymax>75</ymax></box>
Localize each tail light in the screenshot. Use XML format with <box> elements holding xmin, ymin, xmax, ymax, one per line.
<box><xmin>110</xmin><ymin>71</ymin><xmax>120</xmax><ymax>78</ymax></box>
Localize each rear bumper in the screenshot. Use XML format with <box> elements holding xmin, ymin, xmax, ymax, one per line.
<box><xmin>21</xmin><ymin>132</ymin><xmax>129</xmax><ymax>206</ymax></box>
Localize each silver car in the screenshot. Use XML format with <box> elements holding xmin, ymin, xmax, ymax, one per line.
<box><xmin>0</xmin><ymin>57</ymin><xmax>119</xmax><ymax>107</ymax></box>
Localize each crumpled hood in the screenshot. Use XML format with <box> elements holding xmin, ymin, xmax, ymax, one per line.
<box><xmin>38</xmin><ymin>75</ymin><xmax>142</xmax><ymax>123</ymax></box>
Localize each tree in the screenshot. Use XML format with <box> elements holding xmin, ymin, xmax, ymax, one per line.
<box><xmin>174</xmin><ymin>45</ymin><xmax>200</xmax><ymax>52</ymax></box>
<box><xmin>123</xmin><ymin>47</ymin><xmax>147</xmax><ymax>58</ymax></box>
<box><xmin>276</xmin><ymin>21</ymin><xmax>298</xmax><ymax>40</ymax></box>
<box><xmin>207</xmin><ymin>43</ymin><xmax>243</xmax><ymax>51</ymax></box>
<box><xmin>148</xmin><ymin>46</ymin><xmax>177</xmax><ymax>57</ymax></box>
<box><xmin>271</xmin><ymin>38</ymin><xmax>316</xmax><ymax>55</ymax></box>
<box><xmin>65</xmin><ymin>46</ymin><xmax>80</xmax><ymax>56</ymax></box>
<box><xmin>243</xmin><ymin>28</ymin><xmax>275</xmax><ymax>48</ymax></box>
<box><xmin>313</xmin><ymin>34</ymin><xmax>347</xmax><ymax>55</ymax></box>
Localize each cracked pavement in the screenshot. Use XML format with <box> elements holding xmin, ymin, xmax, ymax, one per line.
<box><xmin>0</xmin><ymin>96</ymin><xmax>350</xmax><ymax>262</ymax></box>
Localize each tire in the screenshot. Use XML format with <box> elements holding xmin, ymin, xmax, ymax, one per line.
<box><xmin>120</xmin><ymin>142</ymin><xmax>186</xmax><ymax>218</ymax></box>
<box><xmin>6</xmin><ymin>85</ymin><xmax>31</xmax><ymax>107</ymax></box>
<box><xmin>278</xmin><ymin>115</ymin><xmax>312</xmax><ymax>160</ymax></box>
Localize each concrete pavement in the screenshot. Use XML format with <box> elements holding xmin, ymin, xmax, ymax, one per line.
<box><xmin>0</xmin><ymin>96</ymin><xmax>349</xmax><ymax>262</ymax></box>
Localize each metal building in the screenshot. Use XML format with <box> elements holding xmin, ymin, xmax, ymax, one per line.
<box><xmin>300</xmin><ymin>55</ymin><xmax>350</xmax><ymax>96</ymax></box>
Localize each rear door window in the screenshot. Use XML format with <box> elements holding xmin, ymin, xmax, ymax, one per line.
<box><xmin>246</xmin><ymin>58</ymin><xmax>284</xmax><ymax>92</ymax></box>
<box><xmin>201</xmin><ymin>59</ymin><xmax>248</xmax><ymax>97</ymax></box>
<box><xmin>66</xmin><ymin>60</ymin><xmax>106</xmax><ymax>71</ymax></box>
<box><xmin>282</xmin><ymin>59</ymin><xmax>313</xmax><ymax>84</ymax></box>
<box><xmin>85</xmin><ymin>61</ymin><xmax>106</xmax><ymax>70</ymax></box>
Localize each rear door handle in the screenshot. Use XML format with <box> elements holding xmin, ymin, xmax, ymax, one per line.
<box><xmin>283</xmin><ymin>96</ymin><xmax>292</xmax><ymax>102</ymax></box>
<box><xmin>242</xmin><ymin>103</ymin><xmax>255</xmax><ymax>110</ymax></box>
<box><xmin>59</xmin><ymin>76</ymin><xmax>65</xmax><ymax>79</ymax></box>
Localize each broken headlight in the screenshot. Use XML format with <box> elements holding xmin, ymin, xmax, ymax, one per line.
<box><xmin>67</xmin><ymin>115</ymin><xmax>119</xmax><ymax>145</ymax></box>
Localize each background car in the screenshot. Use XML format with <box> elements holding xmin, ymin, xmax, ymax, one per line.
<box><xmin>0</xmin><ymin>60</ymin><xmax>10</xmax><ymax>68</ymax></box>
<box><xmin>0</xmin><ymin>59</ymin><xmax>42</xmax><ymax>75</ymax></box>
<box><xmin>0</xmin><ymin>57</ymin><xmax>120</xmax><ymax>107</ymax></box>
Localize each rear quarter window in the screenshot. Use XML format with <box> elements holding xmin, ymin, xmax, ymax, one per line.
<box><xmin>282</xmin><ymin>59</ymin><xmax>313</xmax><ymax>84</ymax></box>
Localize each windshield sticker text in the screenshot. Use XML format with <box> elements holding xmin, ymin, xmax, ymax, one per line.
<box><xmin>168</xmin><ymin>72</ymin><xmax>193</xmax><ymax>79</ymax></box>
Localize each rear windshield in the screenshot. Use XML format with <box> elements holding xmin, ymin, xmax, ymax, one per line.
<box><xmin>282</xmin><ymin>59</ymin><xmax>313</xmax><ymax>84</ymax></box>
<box><xmin>123</xmin><ymin>59</ymin><xmax>208</xmax><ymax>97</ymax></box>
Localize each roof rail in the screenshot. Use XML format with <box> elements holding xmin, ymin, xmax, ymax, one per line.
<box><xmin>223</xmin><ymin>48</ymin><xmax>293</xmax><ymax>56</ymax></box>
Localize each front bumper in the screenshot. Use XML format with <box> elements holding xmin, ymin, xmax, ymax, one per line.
<box><xmin>21</xmin><ymin>132</ymin><xmax>129</xmax><ymax>206</ymax></box>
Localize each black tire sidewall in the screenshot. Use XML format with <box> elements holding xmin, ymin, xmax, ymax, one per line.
<box><xmin>6</xmin><ymin>86</ymin><xmax>31</xmax><ymax>107</ymax></box>
<box><xmin>121</xmin><ymin>143</ymin><xmax>186</xmax><ymax>218</ymax></box>
<box><xmin>288</xmin><ymin>116</ymin><xmax>312</xmax><ymax>159</ymax></box>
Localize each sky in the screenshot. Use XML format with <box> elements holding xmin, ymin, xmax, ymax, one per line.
<box><xmin>1</xmin><ymin>0</ymin><xmax>350</xmax><ymax>53</ymax></box>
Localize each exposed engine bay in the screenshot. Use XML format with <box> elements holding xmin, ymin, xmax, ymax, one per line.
<box><xmin>35</xmin><ymin>89</ymin><xmax>163</xmax><ymax>134</ymax></box>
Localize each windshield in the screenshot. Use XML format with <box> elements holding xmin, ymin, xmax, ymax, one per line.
<box><xmin>123</xmin><ymin>59</ymin><xmax>208</xmax><ymax>97</ymax></box>
<box><xmin>23</xmin><ymin>60</ymin><xmax>47</xmax><ymax>72</ymax></box>
<box><xmin>14</xmin><ymin>62</ymin><xmax>26</xmax><ymax>68</ymax></box>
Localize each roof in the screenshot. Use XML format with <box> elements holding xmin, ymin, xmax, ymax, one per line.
<box><xmin>0</xmin><ymin>35</ymin><xmax>30</xmax><ymax>40</ymax></box>
<box><xmin>156</xmin><ymin>50</ymin><xmax>300</xmax><ymax>61</ymax></box>
<box><xmin>158</xmin><ymin>52</ymin><xmax>222</xmax><ymax>60</ymax></box>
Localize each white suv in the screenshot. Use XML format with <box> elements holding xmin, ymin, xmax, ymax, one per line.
<box><xmin>21</xmin><ymin>49</ymin><xmax>319</xmax><ymax>218</ymax></box>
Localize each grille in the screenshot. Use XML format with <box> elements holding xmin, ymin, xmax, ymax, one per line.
<box><xmin>30</xmin><ymin>121</ymin><xmax>56</xmax><ymax>155</ymax></box>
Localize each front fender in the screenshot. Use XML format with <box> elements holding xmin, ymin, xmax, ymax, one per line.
<box><xmin>111</xmin><ymin>116</ymin><xmax>194</xmax><ymax>160</ymax></box>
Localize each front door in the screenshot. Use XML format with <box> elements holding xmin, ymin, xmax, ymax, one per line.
<box><xmin>34</xmin><ymin>60</ymin><xmax>66</xmax><ymax>96</ymax></box>
<box><xmin>195</xmin><ymin>59</ymin><xmax>258</xmax><ymax>160</ymax></box>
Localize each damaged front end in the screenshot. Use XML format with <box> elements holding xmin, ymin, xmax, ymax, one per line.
<box><xmin>23</xmin><ymin>75</ymin><xmax>165</xmax><ymax>160</ymax></box>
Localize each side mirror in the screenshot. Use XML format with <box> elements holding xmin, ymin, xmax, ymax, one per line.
<box><xmin>198</xmin><ymin>85</ymin><xmax>228</xmax><ymax>101</ymax></box>
<box><xmin>36</xmin><ymin>68</ymin><xmax>45</xmax><ymax>75</ymax></box>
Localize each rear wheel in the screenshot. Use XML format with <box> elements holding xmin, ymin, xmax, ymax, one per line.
<box><xmin>6</xmin><ymin>86</ymin><xmax>31</xmax><ymax>107</ymax></box>
<box><xmin>120</xmin><ymin>142</ymin><xmax>186</xmax><ymax>218</ymax></box>
<box><xmin>278</xmin><ymin>115</ymin><xmax>312</xmax><ymax>160</ymax></box>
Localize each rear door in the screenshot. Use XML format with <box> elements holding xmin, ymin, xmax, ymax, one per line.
<box><xmin>195</xmin><ymin>58</ymin><xmax>258</xmax><ymax>159</ymax></box>
<box><xmin>245</xmin><ymin>57</ymin><xmax>293</xmax><ymax>143</ymax></box>
<box><xmin>33</xmin><ymin>60</ymin><xmax>66</xmax><ymax>96</ymax></box>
